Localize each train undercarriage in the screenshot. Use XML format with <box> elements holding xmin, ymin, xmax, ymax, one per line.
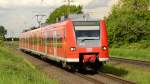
<box><xmin>62</xmin><ymin>53</ymin><xmax>104</xmax><ymax>72</ymax></box>
<box><xmin>21</xmin><ymin>48</ymin><xmax>104</xmax><ymax>72</ymax></box>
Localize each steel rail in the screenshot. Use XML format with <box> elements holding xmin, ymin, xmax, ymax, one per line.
<box><xmin>98</xmin><ymin>72</ymin><xmax>136</xmax><ymax>84</ymax></box>
<box><xmin>75</xmin><ymin>73</ymin><xmax>105</xmax><ymax>84</ymax></box>
<box><xmin>110</xmin><ymin>57</ymin><xmax>150</xmax><ymax>67</ymax></box>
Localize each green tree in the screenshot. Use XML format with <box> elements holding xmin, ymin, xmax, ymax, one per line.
<box><xmin>46</xmin><ymin>5</ymin><xmax>83</xmax><ymax>23</ymax></box>
<box><xmin>0</xmin><ymin>25</ymin><xmax>7</xmax><ymax>40</ymax></box>
<box><xmin>106</xmin><ymin>0</ymin><xmax>150</xmax><ymax>47</ymax></box>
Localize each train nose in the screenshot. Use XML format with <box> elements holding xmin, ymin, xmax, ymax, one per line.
<box><xmin>83</xmin><ymin>55</ymin><xmax>96</xmax><ymax>63</ymax></box>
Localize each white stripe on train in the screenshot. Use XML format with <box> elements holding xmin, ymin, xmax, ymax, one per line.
<box><xmin>20</xmin><ymin>48</ymin><xmax>109</xmax><ymax>62</ymax></box>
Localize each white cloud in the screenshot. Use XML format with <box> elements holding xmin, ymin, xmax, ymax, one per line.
<box><xmin>0</xmin><ymin>0</ymin><xmax>92</xmax><ymax>8</ymax></box>
<box><xmin>0</xmin><ymin>0</ymin><xmax>118</xmax><ymax>37</ymax></box>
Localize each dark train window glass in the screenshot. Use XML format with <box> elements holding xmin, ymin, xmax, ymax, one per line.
<box><xmin>57</xmin><ymin>37</ymin><xmax>62</xmax><ymax>48</ymax></box>
<box><xmin>36</xmin><ymin>35</ymin><xmax>39</xmax><ymax>45</ymax></box>
<box><xmin>76</xmin><ymin>30</ymin><xmax>100</xmax><ymax>38</ymax></box>
<box><xmin>73</xmin><ymin>21</ymin><xmax>99</xmax><ymax>26</ymax></box>
<box><xmin>74</xmin><ymin>26</ymin><xmax>100</xmax><ymax>47</ymax></box>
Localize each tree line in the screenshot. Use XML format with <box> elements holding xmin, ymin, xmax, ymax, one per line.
<box><xmin>0</xmin><ymin>25</ymin><xmax>7</xmax><ymax>40</ymax></box>
<box><xmin>0</xmin><ymin>25</ymin><xmax>7</xmax><ymax>46</ymax></box>
<box><xmin>105</xmin><ymin>0</ymin><xmax>150</xmax><ymax>48</ymax></box>
<box><xmin>46</xmin><ymin>5</ymin><xmax>82</xmax><ymax>24</ymax></box>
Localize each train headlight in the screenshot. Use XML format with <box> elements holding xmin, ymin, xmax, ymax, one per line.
<box><xmin>102</xmin><ymin>46</ymin><xmax>107</xmax><ymax>50</ymax></box>
<box><xmin>70</xmin><ymin>47</ymin><xmax>76</xmax><ymax>51</ymax></box>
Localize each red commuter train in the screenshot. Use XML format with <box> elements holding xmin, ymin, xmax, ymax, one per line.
<box><xmin>19</xmin><ymin>19</ymin><xmax>109</xmax><ymax>71</ymax></box>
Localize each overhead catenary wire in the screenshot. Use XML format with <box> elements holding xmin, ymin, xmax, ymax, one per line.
<box><xmin>35</xmin><ymin>14</ymin><xmax>46</xmax><ymax>28</ymax></box>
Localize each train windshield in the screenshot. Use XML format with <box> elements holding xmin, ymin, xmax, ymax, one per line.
<box><xmin>74</xmin><ymin>21</ymin><xmax>100</xmax><ymax>47</ymax></box>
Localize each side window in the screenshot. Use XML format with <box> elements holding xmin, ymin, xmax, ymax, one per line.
<box><xmin>24</xmin><ymin>36</ymin><xmax>25</xmax><ymax>44</ymax></box>
<box><xmin>34</xmin><ymin>35</ymin><xmax>36</xmax><ymax>45</ymax></box>
<box><xmin>50</xmin><ymin>32</ymin><xmax>53</xmax><ymax>47</ymax></box>
<box><xmin>29</xmin><ymin>35</ymin><xmax>31</xmax><ymax>45</ymax></box>
<box><xmin>57</xmin><ymin>30</ymin><xmax>64</xmax><ymax>48</ymax></box>
<box><xmin>29</xmin><ymin>35</ymin><xmax>32</xmax><ymax>44</ymax></box>
<box><xmin>42</xmin><ymin>34</ymin><xmax>45</xmax><ymax>45</ymax></box>
<box><xmin>36</xmin><ymin>34</ymin><xmax>39</xmax><ymax>45</ymax></box>
<box><xmin>27</xmin><ymin>36</ymin><xmax>29</xmax><ymax>44</ymax></box>
<box><xmin>47</xmin><ymin>31</ymin><xmax>52</xmax><ymax>47</ymax></box>
<box><xmin>40</xmin><ymin>35</ymin><xmax>42</xmax><ymax>45</ymax></box>
<box><xmin>31</xmin><ymin>35</ymin><xmax>33</xmax><ymax>45</ymax></box>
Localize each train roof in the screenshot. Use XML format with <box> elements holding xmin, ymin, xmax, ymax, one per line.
<box><xmin>21</xmin><ymin>19</ymin><xmax>100</xmax><ymax>34</ymax></box>
<box><xmin>73</xmin><ymin>21</ymin><xmax>99</xmax><ymax>26</ymax></box>
<box><xmin>22</xmin><ymin>20</ymin><xmax>68</xmax><ymax>33</ymax></box>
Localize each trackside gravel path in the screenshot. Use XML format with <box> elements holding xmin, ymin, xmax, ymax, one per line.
<box><xmin>16</xmin><ymin>50</ymin><xmax>97</xmax><ymax>84</ymax></box>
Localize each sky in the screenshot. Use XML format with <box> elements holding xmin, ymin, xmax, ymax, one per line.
<box><xmin>0</xmin><ymin>0</ymin><xmax>118</xmax><ymax>37</ymax></box>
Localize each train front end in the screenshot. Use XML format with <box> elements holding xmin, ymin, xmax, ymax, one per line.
<box><xmin>66</xmin><ymin>20</ymin><xmax>109</xmax><ymax>71</ymax></box>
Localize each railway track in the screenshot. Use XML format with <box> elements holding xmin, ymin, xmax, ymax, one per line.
<box><xmin>110</xmin><ymin>57</ymin><xmax>150</xmax><ymax>67</ymax></box>
<box><xmin>15</xmin><ymin>49</ymin><xmax>135</xmax><ymax>84</ymax></box>
<box><xmin>6</xmin><ymin>45</ymin><xmax>137</xmax><ymax>84</ymax></box>
<box><xmin>75</xmin><ymin>73</ymin><xmax>105</xmax><ymax>84</ymax></box>
<box><xmin>97</xmin><ymin>72</ymin><xmax>135</xmax><ymax>84</ymax></box>
<box><xmin>76</xmin><ymin>72</ymin><xmax>135</xmax><ymax>84</ymax></box>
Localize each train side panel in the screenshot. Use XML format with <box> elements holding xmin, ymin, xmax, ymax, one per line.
<box><xmin>65</xmin><ymin>20</ymin><xmax>79</xmax><ymax>62</ymax></box>
<box><xmin>19</xmin><ymin>19</ymin><xmax>109</xmax><ymax>71</ymax></box>
<box><xmin>99</xmin><ymin>20</ymin><xmax>109</xmax><ymax>60</ymax></box>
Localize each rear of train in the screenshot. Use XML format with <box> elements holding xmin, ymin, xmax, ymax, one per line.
<box><xmin>65</xmin><ymin>20</ymin><xmax>109</xmax><ymax>71</ymax></box>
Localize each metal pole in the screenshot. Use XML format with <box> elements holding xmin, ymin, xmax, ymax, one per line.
<box><xmin>35</xmin><ymin>14</ymin><xmax>46</xmax><ymax>28</ymax></box>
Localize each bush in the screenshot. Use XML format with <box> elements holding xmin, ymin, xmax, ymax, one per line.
<box><xmin>46</xmin><ymin>5</ymin><xmax>83</xmax><ymax>24</ymax></box>
<box><xmin>106</xmin><ymin>0</ymin><xmax>150</xmax><ymax>47</ymax></box>
<box><xmin>0</xmin><ymin>40</ymin><xmax>4</xmax><ymax>47</ymax></box>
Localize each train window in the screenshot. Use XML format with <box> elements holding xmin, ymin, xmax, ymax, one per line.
<box><xmin>57</xmin><ymin>30</ymin><xmax>64</xmax><ymax>48</ymax></box>
<box><xmin>29</xmin><ymin>36</ymin><xmax>32</xmax><ymax>44</ymax></box>
<box><xmin>31</xmin><ymin>36</ymin><xmax>32</xmax><ymax>44</ymax></box>
<box><xmin>36</xmin><ymin>35</ymin><xmax>39</xmax><ymax>45</ymax></box>
<box><xmin>33</xmin><ymin>35</ymin><xmax>35</xmax><ymax>45</ymax></box>
<box><xmin>41</xmin><ymin>36</ymin><xmax>44</xmax><ymax>45</ymax></box>
<box><xmin>32</xmin><ymin>36</ymin><xmax>34</xmax><ymax>45</ymax></box>
<box><xmin>46</xmin><ymin>32</ymin><xmax>52</xmax><ymax>46</ymax></box>
<box><xmin>74</xmin><ymin>26</ymin><xmax>100</xmax><ymax>47</ymax></box>
<box><xmin>57</xmin><ymin>36</ymin><xmax>63</xmax><ymax>48</ymax></box>
<box><xmin>39</xmin><ymin>36</ymin><xmax>42</xmax><ymax>45</ymax></box>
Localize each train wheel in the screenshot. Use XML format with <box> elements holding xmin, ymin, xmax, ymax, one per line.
<box><xmin>79</xmin><ymin>54</ymin><xmax>84</xmax><ymax>72</ymax></box>
<box><xmin>59</xmin><ymin>61</ymin><xmax>64</xmax><ymax>68</ymax></box>
<box><xmin>94</xmin><ymin>58</ymin><xmax>102</xmax><ymax>72</ymax></box>
<box><xmin>69</xmin><ymin>65</ymin><xmax>76</xmax><ymax>73</ymax></box>
<box><xmin>43</xmin><ymin>56</ymin><xmax>46</xmax><ymax>60</ymax></box>
<box><xmin>40</xmin><ymin>55</ymin><xmax>45</xmax><ymax>60</ymax></box>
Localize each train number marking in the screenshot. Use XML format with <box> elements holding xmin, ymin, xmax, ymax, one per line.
<box><xmin>86</xmin><ymin>48</ymin><xmax>92</xmax><ymax>52</ymax></box>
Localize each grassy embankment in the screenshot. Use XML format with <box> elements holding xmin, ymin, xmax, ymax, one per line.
<box><xmin>110</xmin><ymin>48</ymin><xmax>150</xmax><ymax>61</ymax></box>
<box><xmin>0</xmin><ymin>46</ymin><xmax>58</xmax><ymax>84</ymax></box>
<box><xmin>100</xmin><ymin>63</ymin><xmax>150</xmax><ymax>84</ymax></box>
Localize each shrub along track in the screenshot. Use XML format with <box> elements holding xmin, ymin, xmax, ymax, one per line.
<box><xmin>12</xmin><ymin>48</ymin><xmax>135</xmax><ymax>84</ymax></box>
<box><xmin>110</xmin><ymin>57</ymin><xmax>150</xmax><ymax>68</ymax></box>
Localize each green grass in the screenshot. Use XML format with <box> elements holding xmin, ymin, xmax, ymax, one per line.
<box><xmin>101</xmin><ymin>63</ymin><xmax>150</xmax><ymax>84</ymax></box>
<box><xmin>4</xmin><ymin>41</ymin><xmax>19</xmax><ymax>48</ymax></box>
<box><xmin>110</xmin><ymin>48</ymin><xmax>150</xmax><ymax>61</ymax></box>
<box><xmin>0</xmin><ymin>47</ymin><xmax>58</xmax><ymax>84</ymax></box>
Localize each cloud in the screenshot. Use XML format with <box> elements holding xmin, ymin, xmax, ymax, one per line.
<box><xmin>0</xmin><ymin>0</ymin><xmax>92</xmax><ymax>8</ymax></box>
<box><xmin>85</xmin><ymin>0</ymin><xmax>111</xmax><ymax>9</ymax></box>
<box><xmin>0</xmin><ymin>7</ymin><xmax>51</xmax><ymax>37</ymax></box>
<box><xmin>83</xmin><ymin>0</ymin><xmax>119</xmax><ymax>19</ymax></box>
<box><xmin>0</xmin><ymin>0</ymin><xmax>118</xmax><ymax>37</ymax></box>
<box><xmin>0</xmin><ymin>0</ymin><xmax>42</xmax><ymax>6</ymax></box>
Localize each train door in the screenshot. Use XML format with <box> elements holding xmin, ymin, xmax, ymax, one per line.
<box><xmin>37</xmin><ymin>32</ymin><xmax>39</xmax><ymax>52</ymax></box>
<box><xmin>53</xmin><ymin>31</ymin><xmax>57</xmax><ymax>56</ymax></box>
